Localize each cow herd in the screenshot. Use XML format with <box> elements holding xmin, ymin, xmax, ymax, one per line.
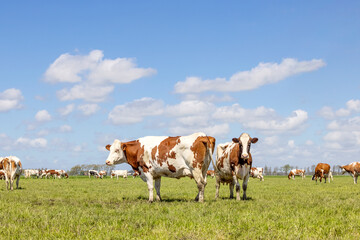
<box><xmin>1</xmin><ymin>132</ymin><xmax>359</xmax><ymax>203</ymax></box>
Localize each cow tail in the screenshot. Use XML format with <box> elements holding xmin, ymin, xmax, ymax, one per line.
<box><xmin>205</xmin><ymin>136</ymin><xmax>218</xmax><ymax>172</ymax></box>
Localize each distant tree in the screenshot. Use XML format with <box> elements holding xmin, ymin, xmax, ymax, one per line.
<box><xmin>281</xmin><ymin>164</ymin><xmax>292</xmax><ymax>175</ymax></box>
<box><xmin>311</xmin><ymin>165</ymin><xmax>316</xmax><ymax>173</ymax></box>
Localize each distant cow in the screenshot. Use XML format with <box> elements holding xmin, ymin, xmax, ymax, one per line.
<box><xmin>288</xmin><ymin>169</ymin><xmax>305</xmax><ymax>180</ymax></box>
<box><xmin>111</xmin><ymin>170</ymin><xmax>128</xmax><ymax>179</ymax></box>
<box><xmin>213</xmin><ymin>133</ymin><xmax>258</xmax><ymax>200</ymax></box>
<box><xmin>0</xmin><ymin>156</ymin><xmax>23</xmax><ymax>190</ymax></box>
<box><xmin>99</xmin><ymin>170</ymin><xmax>107</xmax><ymax>179</ymax></box>
<box><xmin>207</xmin><ymin>170</ymin><xmax>215</xmax><ymax>178</ymax></box>
<box><xmin>340</xmin><ymin>162</ymin><xmax>360</xmax><ymax>184</ymax></box>
<box><xmin>250</xmin><ymin>167</ymin><xmax>264</xmax><ymax>181</ymax></box>
<box><xmin>55</xmin><ymin>169</ymin><xmax>69</xmax><ymax>178</ymax></box>
<box><xmin>88</xmin><ymin>170</ymin><xmax>100</xmax><ymax>178</ymax></box>
<box><xmin>105</xmin><ymin>132</ymin><xmax>215</xmax><ymax>202</ymax></box>
<box><xmin>24</xmin><ymin>169</ymin><xmax>40</xmax><ymax>178</ymax></box>
<box><xmin>0</xmin><ymin>170</ymin><xmax>5</xmax><ymax>180</ymax></box>
<box><xmin>312</xmin><ymin>163</ymin><xmax>331</xmax><ymax>183</ymax></box>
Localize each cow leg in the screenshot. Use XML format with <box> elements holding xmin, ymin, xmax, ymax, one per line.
<box><xmin>154</xmin><ymin>177</ymin><xmax>162</xmax><ymax>201</ymax></box>
<box><xmin>144</xmin><ymin>173</ymin><xmax>154</xmax><ymax>202</ymax></box>
<box><xmin>215</xmin><ymin>175</ymin><xmax>220</xmax><ymax>200</ymax></box>
<box><xmin>229</xmin><ymin>182</ymin><xmax>234</xmax><ymax>199</ymax></box>
<box><xmin>355</xmin><ymin>175</ymin><xmax>358</xmax><ymax>184</ymax></box>
<box><xmin>16</xmin><ymin>175</ymin><xmax>20</xmax><ymax>189</ymax></box>
<box><xmin>242</xmin><ymin>174</ymin><xmax>249</xmax><ymax>200</ymax></box>
<box><xmin>193</xmin><ymin>169</ymin><xmax>206</xmax><ymax>202</ymax></box>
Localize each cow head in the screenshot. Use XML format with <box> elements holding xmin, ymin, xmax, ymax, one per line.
<box><xmin>105</xmin><ymin>139</ymin><xmax>127</xmax><ymax>165</ymax></box>
<box><xmin>339</xmin><ymin>166</ymin><xmax>346</xmax><ymax>174</ymax></box>
<box><xmin>232</xmin><ymin>133</ymin><xmax>258</xmax><ymax>159</ymax></box>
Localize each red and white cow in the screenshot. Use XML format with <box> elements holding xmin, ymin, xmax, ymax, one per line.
<box><xmin>213</xmin><ymin>133</ymin><xmax>258</xmax><ymax>200</ymax></box>
<box><xmin>99</xmin><ymin>170</ymin><xmax>107</xmax><ymax>179</ymax></box>
<box><xmin>340</xmin><ymin>162</ymin><xmax>360</xmax><ymax>184</ymax></box>
<box><xmin>111</xmin><ymin>170</ymin><xmax>128</xmax><ymax>179</ymax></box>
<box><xmin>0</xmin><ymin>170</ymin><xmax>5</xmax><ymax>180</ymax></box>
<box><xmin>207</xmin><ymin>170</ymin><xmax>215</xmax><ymax>178</ymax></box>
<box><xmin>288</xmin><ymin>169</ymin><xmax>305</xmax><ymax>180</ymax></box>
<box><xmin>312</xmin><ymin>163</ymin><xmax>331</xmax><ymax>183</ymax></box>
<box><xmin>55</xmin><ymin>169</ymin><xmax>69</xmax><ymax>178</ymax></box>
<box><xmin>250</xmin><ymin>167</ymin><xmax>264</xmax><ymax>181</ymax></box>
<box><xmin>0</xmin><ymin>156</ymin><xmax>23</xmax><ymax>190</ymax></box>
<box><xmin>43</xmin><ymin>170</ymin><xmax>61</xmax><ymax>179</ymax></box>
<box><xmin>105</xmin><ymin>132</ymin><xmax>215</xmax><ymax>202</ymax></box>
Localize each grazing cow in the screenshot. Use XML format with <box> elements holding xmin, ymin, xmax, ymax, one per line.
<box><xmin>43</xmin><ymin>170</ymin><xmax>61</xmax><ymax>179</ymax></box>
<box><xmin>340</xmin><ymin>162</ymin><xmax>360</xmax><ymax>184</ymax></box>
<box><xmin>88</xmin><ymin>170</ymin><xmax>100</xmax><ymax>178</ymax></box>
<box><xmin>111</xmin><ymin>170</ymin><xmax>128</xmax><ymax>179</ymax></box>
<box><xmin>24</xmin><ymin>169</ymin><xmax>40</xmax><ymax>178</ymax></box>
<box><xmin>207</xmin><ymin>170</ymin><xmax>215</xmax><ymax>178</ymax></box>
<box><xmin>288</xmin><ymin>169</ymin><xmax>305</xmax><ymax>180</ymax></box>
<box><xmin>105</xmin><ymin>132</ymin><xmax>215</xmax><ymax>202</ymax></box>
<box><xmin>0</xmin><ymin>156</ymin><xmax>23</xmax><ymax>190</ymax></box>
<box><xmin>0</xmin><ymin>170</ymin><xmax>5</xmax><ymax>180</ymax></box>
<box><xmin>132</xmin><ymin>171</ymin><xmax>139</xmax><ymax>178</ymax></box>
<box><xmin>55</xmin><ymin>170</ymin><xmax>69</xmax><ymax>178</ymax></box>
<box><xmin>312</xmin><ymin>163</ymin><xmax>331</xmax><ymax>183</ymax></box>
<box><xmin>99</xmin><ymin>170</ymin><xmax>107</xmax><ymax>179</ymax></box>
<box><xmin>250</xmin><ymin>167</ymin><xmax>264</xmax><ymax>181</ymax></box>
<box><xmin>213</xmin><ymin>133</ymin><xmax>258</xmax><ymax>200</ymax></box>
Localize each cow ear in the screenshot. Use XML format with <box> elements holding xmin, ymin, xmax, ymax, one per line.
<box><xmin>251</xmin><ymin>138</ymin><xmax>258</xmax><ymax>144</ymax></box>
<box><xmin>105</xmin><ymin>145</ymin><xmax>111</xmax><ymax>151</ymax></box>
<box><xmin>232</xmin><ymin>138</ymin><xmax>239</xmax><ymax>143</ymax></box>
<box><xmin>121</xmin><ymin>144</ymin><xmax>126</xmax><ymax>151</ymax></box>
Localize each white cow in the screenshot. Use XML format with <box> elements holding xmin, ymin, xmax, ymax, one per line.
<box><xmin>105</xmin><ymin>132</ymin><xmax>215</xmax><ymax>202</ymax></box>
<box><xmin>88</xmin><ymin>170</ymin><xmax>100</xmax><ymax>178</ymax></box>
<box><xmin>111</xmin><ymin>170</ymin><xmax>128</xmax><ymax>179</ymax></box>
<box><xmin>24</xmin><ymin>169</ymin><xmax>40</xmax><ymax>178</ymax></box>
<box><xmin>213</xmin><ymin>133</ymin><xmax>258</xmax><ymax>200</ymax></box>
<box><xmin>288</xmin><ymin>169</ymin><xmax>305</xmax><ymax>180</ymax></box>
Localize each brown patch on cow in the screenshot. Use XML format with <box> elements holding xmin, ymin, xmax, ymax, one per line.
<box><xmin>151</xmin><ymin>146</ymin><xmax>157</xmax><ymax>160</ymax></box>
<box><xmin>218</xmin><ymin>151</ymin><xmax>228</xmax><ymax>169</ymax></box>
<box><xmin>313</xmin><ymin>163</ymin><xmax>330</xmax><ymax>182</ymax></box>
<box><xmin>157</xmin><ymin>136</ymin><xmax>180</xmax><ymax>166</ymax></box>
<box><xmin>167</xmin><ymin>163</ymin><xmax>176</xmax><ymax>172</ymax></box>
<box><xmin>191</xmin><ymin>136</ymin><xmax>210</xmax><ymax>169</ymax></box>
<box><xmin>207</xmin><ymin>170</ymin><xmax>214</xmax><ymax>176</ymax></box>
<box><xmin>168</xmin><ymin>151</ymin><xmax>176</xmax><ymax>159</ymax></box>
<box><xmin>106</xmin><ymin>144</ymin><xmax>111</xmax><ymax>151</ymax></box>
<box><xmin>122</xmin><ymin>140</ymin><xmax>149</xmax><ymax>174</ymax></box>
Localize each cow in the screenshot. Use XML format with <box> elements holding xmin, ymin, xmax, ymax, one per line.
<box><xmin>288</xmin><ymin>169</ymin><xmax>305</xmax><ymax>180</ymax></box>
<box><xmin>0</xmin><ymin>156</ymin><xmax>23</xmax><ymax>190</ymax></box>
<box><xmin>42</xmin><ymin>170</ymin><xmax>61</xmax><ymax>179</ymax></box>
<box><xmin>132</xmin><ymin>171</ymin><xmax>139</xmax><ymax>178</ymax></box>
<box><xmin>111</xmin><ymin>170</ymin><xmax>128</xmax><ymax>179</ymax></box>
<box><xmin>55</xmin><ymin>169</ymin><xmax>69</xmax><ymax>178</ymax></box>
<box><xmin>207</xmin><ymin>170</ymin><xmax>215</xmax><ymax>178</ymax></box>
<box><xmin>340</xmin><ymin>162</ymin><xmax>360</xmax><ymax>184</ymax></box>
<box><xmin>105</xmin><ymin>132</ymin><xmax>215</xmax><ymax>202</ymax></box>
<box><xmin>312</xmin><ymin>163</ymin><xmax>331</xmax><ymax>183</ymax></box>
<box><xmin>250</xmin><ymin>167</ymin><xmax>264</xmax><ymax>181</ymax></box>
<box><xmin>24</xmin><ymin>169</ymin><xmax>40</xmax><ymax>178</ymax></box>
<box><xmin>88</xmin><ymin>170</ymin><xmax>100</xmax><ymax>178</ymax></box>
<box><xmin>99</xmin><ymin>170</ymin><xmax>107</xmax><ymax>179</ymax></box>
<box><xmin>213</xmin><ymin>133</ymin><xmax>258</xmax><ymax>200</ymax></box>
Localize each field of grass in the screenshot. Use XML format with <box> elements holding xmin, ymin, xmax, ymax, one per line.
<box><xmin>0</xmin><ymin>175</ymin><xmax>359</xmax><ymax>239</ymax></box>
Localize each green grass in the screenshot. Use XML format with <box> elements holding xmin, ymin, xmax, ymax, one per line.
<box><xmin>0</xmin><ymin>176</ymin><xmax>360</xmax><ymax>239</ymax></box>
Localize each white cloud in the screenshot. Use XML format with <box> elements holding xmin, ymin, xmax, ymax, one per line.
<box><xmin>166</xmin><ymin>100</ymin><xmax>216</xmax><ymax>117</ymax></box>
<box><xmin>288</xmin><ymin>140</ymin><xmax>295</xmax><ymax>148</ymax></box>
<box><xmin>319</xmin><ymin>99</ymin><xmax>360</xmax><ymax>119</ymax></box>
<box><xmin>0</xmin><ymin>88</ymin><xmax>24</xmax><ymax>112</ymax></box>
<box><xmin>15</xmin><ymin>137</ymin><xmax>47</xmax><ymax>148</ymax></box>
<box><xmin>108</xmin><ymin>98</ymin><xmax>164</xmax><ymax>124</ymax></box>
<box><xmin>77</xmin><ymin>104</ymin><xmax>100</xmax><ymax>116</ymax></box>
<box><xmin>58</xmin><ymin>104</ymin><xmax>75</xmax><ymax>116</ymax></box>
<box><xmin>169</xmin><ymin>123</ymin><xmax>230</xmax><ymax>137</ymax></box>
<box><xmin>59</xmin><ymin>125</ymin><xmax>72</xmax><ymax>133</ymax></box>
<box><xmin>35</xmin><ymin>110</ymin><xmax>52</xmax><ymax>122</ymax></box>
<box><xmin>174</xmin><ymin>58</ymin><xmax>325</xmax><ymax>93</ymax></box>
<box><xmin>43</xmin><ymin>50</ymin><xmax>156</xmax><ymax>102</ymax></box>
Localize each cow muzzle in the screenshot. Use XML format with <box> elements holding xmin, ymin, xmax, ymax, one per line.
<box><xmin>106</xmin><ymin>160</ymin><xmax>112</xmax><ymax>166</ymax></box>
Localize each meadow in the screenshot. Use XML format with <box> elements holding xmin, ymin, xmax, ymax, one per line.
<box><xmin>0</xmin><ymin>175</ymin><xmax>359</xmax><ymax>239</ymax></box>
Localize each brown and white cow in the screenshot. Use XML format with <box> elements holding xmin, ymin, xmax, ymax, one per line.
<box><xmin>340</xmin><ymin>162</ymin><xmax>360</xmax><ymax>184</ymax></box>
<box><xmin>105</xmin><ymin>132</ymin><xmax>215</xmax><ymax>202</ymax></box>
<box><xmin>250</xmin><ymin>167</ymin><xmax>264</xmax><ymax>181</ymax></box>
<box><xmin>111</xmin><ymin>170</ymin><xmax>128</xmax><ymax>179</ymax></box>
<box><xmin>312</xmin><ymin>163</ymin><xmax>331</xmax><ymax>183</ymax></box>
<box><xmin>0</xmin><ymin>156</ymin><xmax>23</xmax><ymax>190</ymax></box>
<box><xmin>213</xmin><ymin>133</ymin><xmax>258</xmax><ymax>200</ymax></box>
<box><xmin>44</xmin><ymin>170</ymin><xmax>61</xmax><ymax>179</ymax></box>
<box><xmin>0</xmin><ymin>170</ymin><xmax>6</xmax><ymax>180</ymax></box>
<box><xmin>207</xmin><ymin>170</ymin><xmax>215</xmax><ymax>178</ymax></box>
<box><xmin>99</xmin><ymin>170</ymin><xmax>107</xmax><ymax>179</ymax></box>
<box><xmin>288</xmin><ymin>169</ymin><xmax>305</xmax><ymax>180</ymax></box>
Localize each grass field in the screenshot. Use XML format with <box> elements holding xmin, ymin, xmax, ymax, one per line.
<box><xmin>0</xmin><ymin>175</ymin><xmax>359</xmax><ymax>239</ymax></box>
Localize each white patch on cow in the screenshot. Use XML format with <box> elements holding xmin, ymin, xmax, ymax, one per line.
<box><xmin>240</xmin><ymin>133</ymin><xmax>251</xmax><ymax>159</ymax></box>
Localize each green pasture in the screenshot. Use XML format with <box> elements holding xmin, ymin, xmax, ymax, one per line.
<box><xmin>0</xmin><ymin>175</ymin><xmax>359</xmax><ymax>239</ymax></box>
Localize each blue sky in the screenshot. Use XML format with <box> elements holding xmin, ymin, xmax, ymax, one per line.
<box><xmin>1</xmin><ymin>1</ymin><xmax>359</xmax><ymax>170</ymax></box>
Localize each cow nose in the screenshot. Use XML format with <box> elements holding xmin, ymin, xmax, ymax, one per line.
<box><xmin>241</xmin><ymin>154</ymin><xmax>249</xmax><ymax>159</ymax></box>
<box><xmin>106</xmin><ymin>161</ymin><xmax>110</xmax><ymax>165</ymax></box>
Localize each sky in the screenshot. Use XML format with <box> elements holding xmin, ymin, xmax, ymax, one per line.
<box><xmin>1</xmin><ymin>1</ymin><xmax>360</xmax><ymax>171</ymax></box>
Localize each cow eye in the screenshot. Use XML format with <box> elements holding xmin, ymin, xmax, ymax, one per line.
<box><xmin>115</xmin><ymin>149</ymin><xmax>120</xmax><ymax>153</ymax></box>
